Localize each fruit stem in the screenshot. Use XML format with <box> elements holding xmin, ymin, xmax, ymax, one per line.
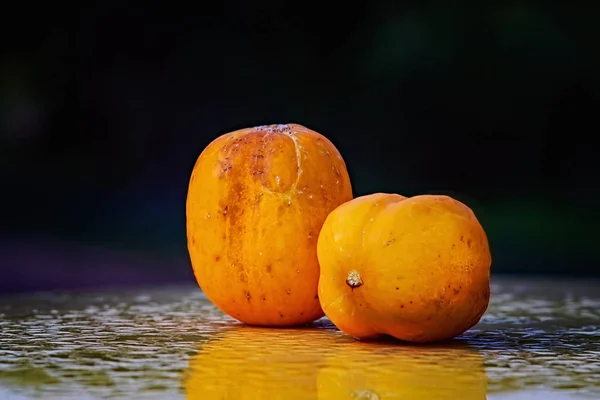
<box><xmin>346</xmin><ymin>270</ymin><xmax>363</xmax><ymax>289</ymax></box>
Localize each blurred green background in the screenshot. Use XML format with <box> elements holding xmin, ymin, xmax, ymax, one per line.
<box><xmin>1</xmin><ymin>2</ymin><xmax>598</xmax><ymax>292</ymax></box>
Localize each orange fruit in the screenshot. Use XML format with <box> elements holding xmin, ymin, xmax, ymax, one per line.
<box><xmin>317</xmin><ymin>193</ymin><xmax>492</xmax><ymax>342</ymax></box>
<box><xmin>186</xmin><ymin>123</ymin><xmax>352</xmax><ymax>326</ymax></box>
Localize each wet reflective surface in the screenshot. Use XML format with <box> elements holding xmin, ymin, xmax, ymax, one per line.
<box><xmin>0</xmin><ymin>277</ymin><xmax>599</xmax><ymax>399</ymax></box>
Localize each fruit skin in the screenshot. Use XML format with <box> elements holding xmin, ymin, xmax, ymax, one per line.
<box><xmin>317</xmin><ymin>193</ymin><xmax>492</xmax><ymax>343</ymax></box>
<box><xmin>186</xmin><ymin>123</ymin><xmax>352</xmax><ymax>326</ymax></box>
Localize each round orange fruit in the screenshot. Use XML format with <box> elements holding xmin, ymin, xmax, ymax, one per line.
<box><xmin>317</xmin><ymin>193</ymin><xmax>492</xmax><ymax>342</ymax></box>
<box><xmin>186</xmin><ymin>123</ymin><xmax>353</xmax><ymax>326</ymax></box>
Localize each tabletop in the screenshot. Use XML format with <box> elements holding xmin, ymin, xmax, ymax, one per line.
<box><xmin>1</xmin><ymin>276</ymin><xmax>599</xmax><ymax>399</ymax></box>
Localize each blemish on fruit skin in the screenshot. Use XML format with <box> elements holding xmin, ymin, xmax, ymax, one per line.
<box><xmin>467</xmin><ymin>238</ymin><xmax>472</xmax><ymax>248</ymax></box>
<box><xmin>266</xmin><ymin>264</ymin><xmax>272</xmax><ymax>273</ymax></box>
<box><xmin>286</xmin><ymin>289</ymin><xmax>291</xmax><ymax>295</ymax></box>
<box><xmin>215</xmin><ymin>255</ymin><xmax>221</xmax><ymax>262</ymax></box>
<box><xmin>277</xmin><ymin>205</ymin><xmax>286</xmax><ymax>217</ymax></box>
<box><xmin>384</xmin><ymin>238</ymin><xmax>396</xmax><ymax>247</ymax></box>
<box><xmin>244</xmin><ymin>291</ymin><xmax>252</xmax><ymax>303</ymax></box>
<box><xmin>279</xmin><ymin>312</ymin><xmax>284</xmax><ymax>318</ymax></box>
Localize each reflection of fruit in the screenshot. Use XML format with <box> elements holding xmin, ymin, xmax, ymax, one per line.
<box><xmin>186</xmin><ymin>123</ymin><xmax>352</xmax><ymax>326</ymax></box>
<box><xmin>184</xmin><ymin>327</ymin><xmax>487</xmax><ymax>400</ymax></box>
<box><xmin>184</xmin><ymin>327</ymin><xmax>341</xmax><ymax>399</ymax></box>
<box><xmin>318</xmin><ymin>193</ymin><xmax>492</xmax><ymax>342</ymax></box>
<box><xmin>317</xmin><ymin>340</ymin><xmax>488</xmax><ymax>400</ymax></box>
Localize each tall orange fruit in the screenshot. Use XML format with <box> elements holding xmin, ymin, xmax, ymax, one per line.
<box><xmin>186</xmin><ymin>123</ymin><xmax>353</xmax><ymax>326</ymax></box>
<box><xmin>317</xmin><ymin>193</ymin><xmax>491</xmax><ymax>342</ymax></box>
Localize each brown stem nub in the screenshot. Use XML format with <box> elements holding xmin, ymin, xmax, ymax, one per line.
<box><xmin>346</xmin><ymin>270</ymin><xmax>363</xmax><ymax>289</ymax></box>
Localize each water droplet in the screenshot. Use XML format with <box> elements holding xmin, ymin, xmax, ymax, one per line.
<box><xmin>296</xmin><ymin>269</ymin><xmax>300</xmax><ymax>273</ymax></box>
<box><xmin>369</xmin><ymin>218</ymin><xmax>374</xmax><ymax>222</ymax></box>
<box><xmin>308</xmin><ymin>195</ymin><xmax>313</xmax><ymax>199</ymax></box>
<box><xmin>339</xmin><ymin>247</ymin><xmax>344</xmax><ymax>252</ymax></box>
<box><xmin>335</xmin><ymin>180</ymin><xmax>339</xmax><ymax>184</ymax></box>
<box><xmin>259</xmin><ymin>252</ymin><xmax>262</xmax><ymax>256</ymax></box>
<box><xmin>206</xmin><ymin>213</ymin><xmax>211</xmax><ymax>219</ymax></box>
<box><xmin>275</xmin><ymin>176</ymin><xmax>281</xmax><ymax>185</ymax></box>
<box><xmin>231</xmin><ymin>264</ymin><xmax>236</xmax><ymax>268</ymax></box>
<box><xmin>297</xmin><ymin>190</ymin><xmax>303</xmax><ymax>194</ymax></box>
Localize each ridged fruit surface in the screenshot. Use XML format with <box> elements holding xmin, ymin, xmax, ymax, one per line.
<box><xmin>186</xmin><ymin>123</ymin><xmax>352</xmax><ymax>326</ymax></box>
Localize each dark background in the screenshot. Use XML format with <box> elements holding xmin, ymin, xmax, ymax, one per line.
<box><xmin>1</xmin><ymin>2</ymin><xmax>598</xmax><ymax>293</ymax></box>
